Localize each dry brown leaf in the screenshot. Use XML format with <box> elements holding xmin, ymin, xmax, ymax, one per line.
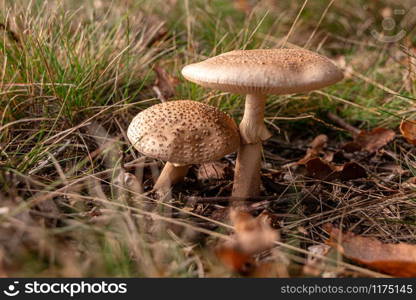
<box><xmin>152</xmin><ymin>65</ymin><xmax>180</xmax><ymax>102</ymax></box>
<box><xmin>215</xmin><ymin>246</ymin><xmax>255</xmax><ymax>275</ymax></box>
<box><xmin>305</xmin><ymin>158</ymin><xmax>366</xmax><ymax>181</ymax></box>
<box><xmin>327</xmin><ymin>226</ymin><xmax>416</xmax><ymax>277</ymax></box>
<box><xmin>305</xmin><ymin>158</ymin><xmax>334</xmax><ymax>180</ymax></box>
<box><xmin>354</xmin><ymin>128</ymin><xmax>395</xmax><ymax>153</ymax></box>
<box><xmin>216</xmin><ymin>209</ymin><xmax>281</xmax><ymax>276</ymax></box>
<box><xmin>215</xmin><ymin>247</ymin><xmax>289</xmax><ymax>277</ymax></box>
<box><xmin>197</xmin><ymin>161</ymin><xmax>228</xmax><ymax>181</ymax></box>
<box><xmin>341</xmin><ymin>141</ymin><xmax>364</xmax><ymax>153</ymax></box>
<box><xmin>298</xmin><ymin>134</ymin><xmax>328</xmax><ymax>164</ymax></box>
<box><xmin>342</xmin><ymin>128</ymin><xmax>395</xmax><ymax>153</ymax></box>
<box><xmin>400</xmin><ymin>120</ymin><xmax>416</xmax><ymax>145</ymax></box>
<box><xmin>230</xmin><ymin>209</ymin><xmax>279</xmax><ymax>254</ymax></box>
<box><xmin>338</xmin><ymin>162</ymin><xmax>368</xmax><ymax>181</ymax></box>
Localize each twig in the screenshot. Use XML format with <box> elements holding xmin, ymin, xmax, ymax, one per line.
<box><xmin>186</xmin><ymin>195</ymin><xmax>295</xmax><ymax>204</ymax></box>
<box><xmin>327</xmin><ymin>112</ymin><xmax>360</xmax><ymax>136</ymax></box>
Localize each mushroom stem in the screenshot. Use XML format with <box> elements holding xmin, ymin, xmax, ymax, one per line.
<box><xmin>239</xmin><ymin>94</ymin><xmax>272</xmax><ymax>144</ymax></box>
<box><xmin>154</xmin><ymin>162</ymin><xmax>190</xmax><ymax>192</ymax></box>
<box><xmin>232</xmin><ymin>94</ymin><xmax>271</xmax><ymax>198</ymax></box>
<box><xmin>232</xmin><ymin>143</ymin><xmax>262</xmax><ymax>198</ymax></box>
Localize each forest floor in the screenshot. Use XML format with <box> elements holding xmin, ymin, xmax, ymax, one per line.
<box><xmin>1</xmin><ymin>0</ymin><xmax>416</xmax><ymax>277</ymax></box>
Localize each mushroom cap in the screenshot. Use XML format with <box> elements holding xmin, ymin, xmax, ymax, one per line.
<box><xmin>127</xmin><ymin>100</ymin><xmax>240</xmax><ymax>165</ymax></box>
<box><xmin>182</xmin><ymin>48</ymin><xmax>343</xmax><ymax>95</ymax></box>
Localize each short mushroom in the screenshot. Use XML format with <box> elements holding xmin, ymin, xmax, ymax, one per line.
<box><xmin>127</xmin><ymin>100</ymin><xmax>240</xmax><ymax>193</ymax></box>
<box><xmin>182</xmin><ymin>48</ymin><xmax>344</xmax><ymax>198</ymax></box>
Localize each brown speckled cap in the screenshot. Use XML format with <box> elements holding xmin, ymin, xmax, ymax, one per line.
<box><xmin>182</xmin><ymin>49</ymin><xmax>343</xmax><ymax>95</ymax></box>
<box><xmin>127</xmin><ymin>100</ymin><xmax>240</xmax><ymax>165</ymax></box>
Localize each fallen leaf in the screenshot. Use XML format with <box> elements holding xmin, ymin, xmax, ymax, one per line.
<box><xmin>326</xmin><ymin>225</ymin><xmax>416</xmax><ymax>277</ymax></box>
<box><xmin>215</xmin><ymin>209</ymin><xmax>281</xmax><ymax>276</ymax></box>
<box><xmin>230</xmin><ymin>209</ymin><xmax>279</xmax><ymax>254</ymax></box>
<box><xmin>341</xmin><ymin>142</ymin><xmax>363</xmax><ymax>153</ymax></box>
<box><xmin>305</xmin><ymin>158</ymin><xmax>366</xmax><ymax>181</ymax></box>
<box><xmin>197</xmin><ymin>161</ymin><xmax>228</xmax><ymax>181</ymax></box>
<box><xmin>215</xmin><ymin>246</ymin><xmax>255</xmax><ymax>275</ymax></box>
<box><xmin>354</xmin><ymin>128</ymin><xmax>395</xmax><ymax>153</ymax></box>
<box><xmin>338</xmin><ymin>162</ymin><xmax>367</xmax><ymax>181</ymax></box>
<box><xmin>152</xmin><ymin>65</ymin><xmax>180</xmax><ymax>102</ymax></box>
<box><xmin>305</xmin><ymin>158</ymin><xmax>334</xmax><ymax>180</ymax></box>
<box><xmin>298</xmin><ymin>134</ymin><xmax>328</xmax><ymax>164</ymax></box>
<box><xmin>215</xmin><ymin>247</ymin><xmax>289</xmax><ymax>277</ymax></box>
<box><xmin>400</xmin><ymin>120</ymin><xmax>416</xmax><ymax>145</ymax></box>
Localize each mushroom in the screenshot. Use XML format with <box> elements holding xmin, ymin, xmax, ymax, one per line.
<box><xmin>127</xmin><ymin>100</ymin><xmax>240</xmax><ymax>193</ymax></box>
<box><xmin>182</xmin><ymin>48</ymin><xmax>344</xmax><ymax>198</ymax></box>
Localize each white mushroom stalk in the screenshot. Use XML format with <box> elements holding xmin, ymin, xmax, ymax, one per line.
<box><xmin>239</xmin><ymin>94</ymin><xmax>272</xmax><ymax>144</ymax></box>
<box><xmin>233</xmin><ymin>143</ymin><xmax>263</xmax><ymax>197</ymax></box>
<box><xmin>127</xmin><ymin>100</ymin><xmax>240</xmax><ymax>194</ymax></box>
<box><xmin>233</xmin><ymin>94</ymin><xmax>272</xmax><ymax>197</ymax></box>
<box><xmin>182</xmin><ymin>48</ymin><xmax>344</xmax><ymax>198</ymax></box>
<box><xmin>153</xmin><ymin>162</ymin><xmax>190</xmax><ymax>193</ymax></box>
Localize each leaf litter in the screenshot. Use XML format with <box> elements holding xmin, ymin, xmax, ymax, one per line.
<box><xmin>207</xmin><ymin>113</ymin><xmax>416</xmax><ymax>277</ymax></box>
<box><xmin>5</xmin><ymin>97</ymin><xmax>416</xmax><ymax>277</ymax></box>
<box><xmin>400</xmin><ymin>120</ymin><xmax>416</xmax><ymax>145</ymax></box>
<box><xmin>326</xmin><ymin>225</ymin><xmax>416</xmax><ymax>277</ymax></box>
<box><xmin>215</xmin><ymin>209</ymin><xmax>288</xmax><ymax>277</ymax></box>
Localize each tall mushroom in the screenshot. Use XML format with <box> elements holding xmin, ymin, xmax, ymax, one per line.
<box><xmin>127</xmin><ymin>100</ymin><xmax>240</xmax><ymax>193</ymax></box>
<box><xmin>182</xmin><ymin>48</ymin><xmax>344</xmax><ymax>198</ymax></box>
